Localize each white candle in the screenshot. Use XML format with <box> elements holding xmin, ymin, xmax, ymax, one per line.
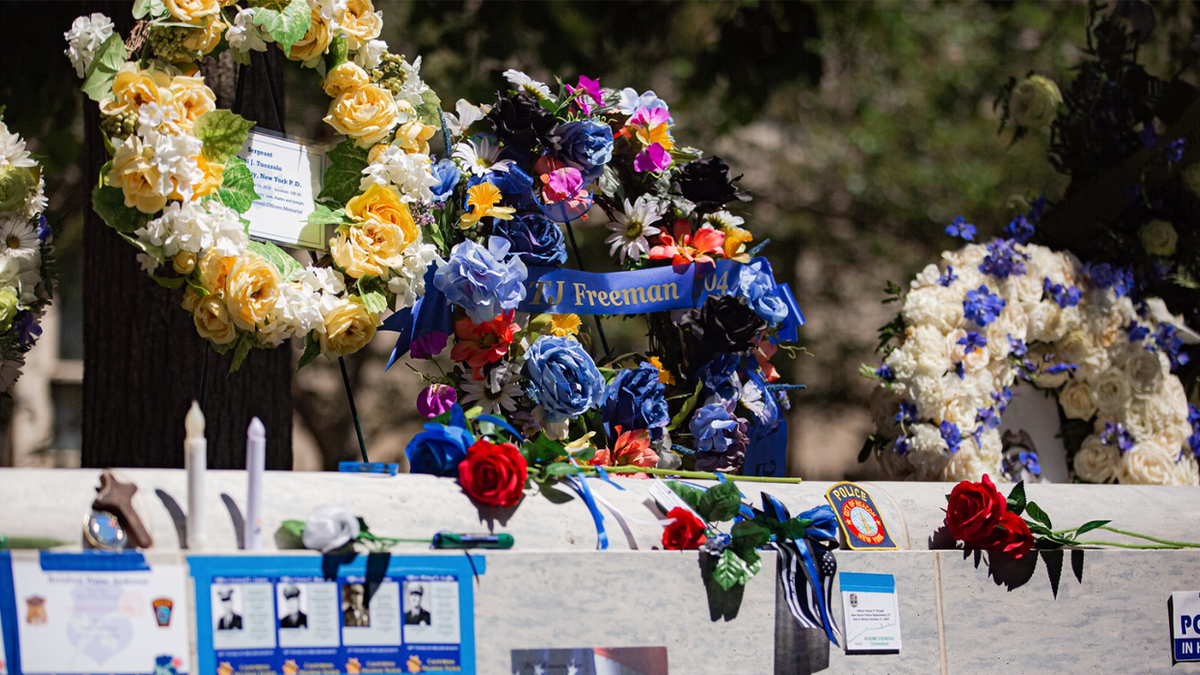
<box><xmin>244</xmin><ymin>417</ymin><xmax>265</xmax><ymax>551</ymax></box>
<box><xmin>185</xmin><ymin>401</ymin><xmax>207</xmax><ymax>551</ymax></box>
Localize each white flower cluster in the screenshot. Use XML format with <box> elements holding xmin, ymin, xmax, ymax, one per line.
<box><xmin>360</xmin><ymin>145</ymin><xmax>438</xmax><ymax>203</ymax></box>
<box><xmin>871</xmin><ymin>240</ymin><xmax>1198</xmax><ymax>485</ymax></box>
<box><xmin>134</xmin><ymin>200</ymin><xmax>248</xmax><ymax>262</ymax></box>
<box><xmin>63</xmin><ymin>13</ymin><xmax>115</xmax><ymax>78</ymax></box>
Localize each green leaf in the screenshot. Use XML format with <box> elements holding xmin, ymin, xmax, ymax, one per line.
<box><xmin>194</xmin><ymin>110</ymin><xmax>256</xmax><ymax>163</ymax></box>
<box><xmin>213</xmin><ymin>157</ymin><xmax>260</xmax><ymax>213</ymax></box>
<box><xmin>275</xmin><ymin>519</ymin><xmax>306</xmax><ymax>548</ymax></box>
<box><xmin>779</xmin><ymin>517</ymin><xmax>812</xmax><ymax>542</ymax></box>
<box><xmin>230</xmin><ymin>335</ymin><xmax>254</xmax><ymax>372</ymax></box>
<box><xmin>326</xmin><ymin>35</ymin><xmax>348</xmax><ymax>72</ymax></box>
<box><xmin>81</xmin><ymin>34</ymin><xmax>127</xmax><ymax>103</ymax></box>
<box><xmin>92</xmin><ymin>184</ymin><xmax>152</xmax><ymax>234</ymax></box>
<box><xmin>149</xmin><ymin>274</ymin><xmax>185</xmax><ymax>289</ymax></box>
<box><xmin>1026</xmin><ymin>521</ymin><xmax>1053</xmax><ymax>537</ymax></box>
<box><xmin>248</xmin><ymin>240</ymin><xmax>302</xmax><ymax>278</ymax></box>
<box><xmin>318</xmin><ymin>140</ymin><xmax>370</xmax><ymax>206</ymax></box>
<box><xmin>1074</xmin><ymin>519</ymin><xmax>1110</xmax><ymax>536</ymax></box>
<box><xmin>1007</xmin><ymin>480</ymin><xmax>1027</xmax><ymax>517</ymax></box>
<box><xmin>361</xmin><ymin>290</ymin><xmax>388</xmax><ymax>315</ymax></box>
<box><xmin>665</xmin><ymin>480</ymin><xmax>705</xmax><ymax>513</ymax></box>
<box><xmin>667</xmin><ymin>382</ymin><xmax>703</xmax><ymax>432</ymax></box>
<box><xmin>415</xmin><ymin>89</ymin><xmax>444</xmax><ymax>128</ymax></box>
<box><xmin>711</xmin><ymin>548</ymin><xmax>757</xmax><ymax>591</ymax></box>
<box><xmin>1024</xmin><ymin>501</ymin><xmax>1052</xmax><ymax>529</ymax></box>
<box><xmin>521</xmin><ymin>433</ymin><xmax>564</xmax><ymax>464</ymax></box>
<box><xmin>297</xmin><ymin>333</ymin><xmax>322</xmax><ymax>369</ymax></box>
<box><xmin>252</xmin><ymin>0</ymin><xmax>312</xmax><ymax>53</ymax></box>
<box><xmin>544</xmin><ymin>462</ymin><xmax>580</xmax><ymax>477</ymax></box>
<box><xmin>698</xmin><ymin>480</ymin><xmax>742</xmax><ymax>523</ymax></box>
<box><xmin>730</xmin><ymin>520</ymin><xmax>770</xmax><ymax>553</ymax></box>
<box><xmin>308</xmin><ymin>202</ymin><xmax>351</xmax><ymax>226</ymax></box>
<box><xmin>740</xmin><ymin>547</ymin><xmax>762</xmax><ymax>568</ymax></box>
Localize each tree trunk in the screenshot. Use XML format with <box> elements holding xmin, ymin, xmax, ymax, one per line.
<box><xmin>82</xmin><ymin>4</ymin><xmax>292</xmax><ymax>470</ymax></box>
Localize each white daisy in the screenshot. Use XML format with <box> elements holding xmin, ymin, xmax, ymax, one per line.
<box><xmin>703</xmin><ymin>210</ymin><xmax>745</xmax><ymax>230</ymax></box>
<box><xmin>460</xmin><ymin>366</ymin><xmax>522</xmax><ymax>415</ymax></box>
<box><xmin>0</xmin><ymin>215</ymin><xmax>38</xmax><ymax>258</ymax></box>
<box><xmin>0</xmin><ymin>122</ymin><xmax>35</xmax><ymax>169</ymax></box>
<box><xmin>503</xmin><ymin>69</ymin><xmax>555</xmax><ymax>102</ymax></box>
<box><xmin>604</xmin><ymin>194</ymin><xmax>665</xmax><ymax>263</ymax></box>
<box><xmin>0</xmin><ymin>355</ymin><xmax>24</xmax><ymax>393</ymax></box>
<box><xmin>451</xmin><ymin>134</ymin><xmax>509</xmax><ymax>176</ymax></box>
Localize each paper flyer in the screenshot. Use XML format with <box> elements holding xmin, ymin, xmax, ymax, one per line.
<box><xmin>190</xmin><ymin>555</ymin><xmax>483</xmax><ymax>675</ymax></box>
<box><xmin>839</xmin><ymin>572</ymin><xmax>901</xmax><ymax>653</ymax></box>
<box><xmin>8</xmin><ymin>552</ymin><xmax>191</xmax><ymax>675</ymax></box>
<box><xmin>239</xmin><ymin>130</ymin><xmax>330</xmax><ymax>251</ymax></box>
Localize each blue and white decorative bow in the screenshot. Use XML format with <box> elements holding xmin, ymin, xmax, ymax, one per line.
<box><xmin>759</xmin><ymin>494</ymin><xmax>842</xmax><ymax>646</ymax></box>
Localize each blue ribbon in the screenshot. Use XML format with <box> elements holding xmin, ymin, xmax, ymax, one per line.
<box><xmin>592</xmin><ymin>465</ymin><xmax>624</xmax><ymax>491</ymax></box>
<box><xmin>383</xmin><ymin>266</ymin><xmax>454</xmax><ymax>370</ymax></box>
<box><xmin>792</xmin><ymin>504</ymin><xmax>840</xmax><ymax>645</ymax></box>
<box><xmin>566</xmin><ymin>459</ymin><xmax>608</xmax><ymax>550</ymax></box>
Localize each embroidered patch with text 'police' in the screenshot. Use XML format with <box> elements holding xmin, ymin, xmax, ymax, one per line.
<box><xmin>825</xmin><ymin>482</ymin><xmax>897</xmax><ymax>550</ymax></box>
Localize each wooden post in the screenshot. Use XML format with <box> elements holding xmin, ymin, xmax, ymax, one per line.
<box><xmin>81</xmin><ymin>3</ymin><xmax>293</xmax><ymax>470</ymax></box>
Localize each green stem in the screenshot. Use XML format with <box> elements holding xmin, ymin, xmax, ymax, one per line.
<box><xmin>1095</xmin><ymin>525</ymin><xmax>1200</xmax><ymax>548</ymax></box>
<box><xmin>579</xmin><ymin>465</ymin><xmax>804</xmax><ymax>484</ymax></box>
<box><xmin>1072</xmin><ymin>540</ymin><xmax>1186</xmax><ymax>550</ymax></box>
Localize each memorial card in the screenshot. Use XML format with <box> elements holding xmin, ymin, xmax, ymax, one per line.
<box><xmin>239</xmin><ymin>131</ymin><xmax>330</xmax><ymax>251</ymax></box>
<box><xmin>839</xmin><ymin>572</ymin><xmax>901</xmax><ymax>653</ymax></box>
<box><xmin>190</xmin><ymin>555</ymin><xmax>481</xmax><ymax>675</ymax></box>
<box><xmin>8</xmin><ymin>552</ymin><xmax>191</xmax><ymax>675</ymax></box>
<box><xmin>511</xmin><ymin>647</ymin><xmax>669</xmax><ymax>675</ymax></box>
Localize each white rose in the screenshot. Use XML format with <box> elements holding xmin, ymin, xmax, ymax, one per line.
<box><xmin>885</xmin><ymin>344</ymin><xmax>917</xmax><ymax>382</ymax></box>
<box><xmin>1026</xmin><ymin>343</ymin><xmax>1070</xmax><ymax>389</ymax></box>
<box><xmin>301</xmin><ymin>505</ymin><xmax>361</xmax><ymax>552</ymax></box>
<box><xmin>903</xmin><ymin>287</ymin><xmax>962</xmax><ymax>334</ymax></box>
<box><xmin>1073</xmin><ymin>435</ymin><xmax>1120</xmax><ymax>483</ymax></box>
<box><xmin>1123</xmin><ymin>349</ymin><xmax>1165</xmax><ymax>395</ymax></box>
<box><xmin>876</xmin><ymin>444</ymin><xmax>914</xmax><ymax>480</ymax></box>
<box><xmin>1123</xmin><ymin>396</ymin><xmax>1173</xmax><ymax>443</ymax></box>
<box><xmin>977</xmin><ymin>427</ymin><xmax>1004</xmax><ymax>468</ymax></box>
<box><xmin>1164</xmin><ymin>376</ymin><xmax>1190</xmax><ymax>421</ymax></box>
<box><xmin>1059</xmin><ymin>380</ymin><xmax>1097</xmax><ymax>420</ymax></box>
<box><xmin>984</xmin><ymin>307</ymin><xmax>1026</xmax><ymax>360</ymax></box>
<box><xmin>868</xmin><ymin>386</ymin><xmax>905</xmax><ymax>436</ymax></box>
<box><xmin>941</xmin><ymin>397</ymin><xmax>977</xmax><ymax>431</ymax></box>
<box><xmin>1174</xmin><ymin>455</ymin><xmax>1200</xmax><ymax>486</ymax></box>
<box><xmin>906</xmin><ymin>423</ymin><xmax>951</xmax><ymax>480</ymax></box>
<box><xmin>912</xmin><ymin>263</ymin><xmax>941</xmax><ymax>289</ymax></box>
<box><xmin>1120</xmin><ymin>441</ymin><xmax>1177</xmax><ymax>485</ymax></box>
<box><xmin>1027</xmin><ymin>301</ymin><xmax>1066</xmax><ymax>344</ymax></box>
<box><xmin>1093</xmin><ymin>367</ymin><xmax>1131</xmax><ymax>416</ymax></box>
<box><xmin>942</xmin><ymin>448</ymin><xmax>988</xmax><ymax>483</ymax></box>
<box><xmin>942</xmin><ymin>244</ymin><xmax>987</xmax><ymax>269</ymax></box>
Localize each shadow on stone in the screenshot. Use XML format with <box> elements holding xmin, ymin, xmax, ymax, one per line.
<box><xmin>773</xmin><ymin>554</ymin><xmax>830</xmax><ymax>674</ymax></box>
<box><xmin>987</xmin><ymin>549</ymin><xmax>1038</xmax><ymax>590</ymax></box>
<box><xmin>219</xmin><ymin>492</ymin><xmax>244</xmax><ymax>550</ymax></box>
<box><xmin>928</xmin><ymin>524</ymin><xmax>958</xmax><ymax>551</ymax></box>
<box><xmin>476</xmin><ymin>504</ymin><xmax>520</xmax><ymax>532</ymax></box>
<box><xmin>154</xmin><ymin>489</ymin><xmax>188</xmax><ymax>549</ymax></box>
<box><xmin>1041</xmin><ymin>549</ymin><xmax>1064</xmax><ymax>597</ymax></box>
<box><xmin>699</xmin><ymin>552</ymin><xmax>745</xmax><ymax>622</ymax></box>
<box><xmin>1071</xmin><ymin>549</ymin><xmax>1086</xmax><ymax>583</ymax></box>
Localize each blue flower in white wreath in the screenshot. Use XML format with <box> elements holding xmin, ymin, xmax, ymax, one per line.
<box><xmin>963</xmin><ymin>285</ymin><xmax>1005</xmax><ymax>326</ymax></box>
<box><xmin>434</xmin><ymin>237</ymin><xmax>528</xmax><ymax>323</ymax></box>
<box><xmin>523</xmin><ymin>335</ymin><xmax>605</xmax><ymax>423</ymax></box>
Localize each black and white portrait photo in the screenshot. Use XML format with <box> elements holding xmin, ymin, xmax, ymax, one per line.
<box><xmin>403</xmin><ymin>583</ymin><xmax>431</xmax><ymax>626</ymax></box>
<box><xmin>342</xmin><ymin>583</ymin><xmax>370</xmax><ymax>628</ymax></box>
<box><xmin>278</xmin><ymin>584</ymin><xmax>308</xmax><ymax>629</ymax></box>
<box><xmin>215</xmin><ymin>587</ymin><xmax>242</xmax><ymax>631</ymax></box>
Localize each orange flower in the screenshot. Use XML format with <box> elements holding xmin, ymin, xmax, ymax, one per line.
<box><xmin>450</xmin><ymin>310</ymin><xmax>518</xmax><ymax>380</ymax></box>
<box><xmin>649</xmin><ymin>220</ymin><xmax>726</xmax><ymax>265</ymax></box>
<box><xmin>648</xmin><ymin>356</ymin><xmax>675</xmax><ymax>385</ymax></box>
<box><xmin>460</xmin><ymin>183</ymin><xmax>515</xmax><ymax>228</ymax></box>
<box><xmin>754</xmin><ymin>338</ymin><xmax>781</xmax><ymax>383</ymax></box>
<box><xmin>591</xmin><ymin>427</ymin><xmax>658</xmax><ymax>478</ymax></box>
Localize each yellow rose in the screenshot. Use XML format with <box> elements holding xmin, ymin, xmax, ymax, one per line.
<box><xmin>285</xmin><ymin>10</ymin><xmax>331</xmax><ymax>65</ymax></box>
<box><xmin>1010</xmin><ymin>74</ymin><xmax>1062</xmax><ymax>130</ymax></box>
<box><xmin>198</xmin><ymin>249</ymin><xmax>236</xmax><ymax>294</ymax></box>
<box><xmin>394</xmin><ymin>119</ymin><xmax>437</xmax><ymax>155</ymax></box>
<box><xmin>192</xmin><ymin>154</ymin><xmax>225</xmax><ymax>199</ymax></box>
<box><xmin>320</xmin><ymin>296</ymin><xmax>379</xmax><ymax>355</ymax></box>
<box><xmin>183</xmin><ymin>18</ymin><xmax>226</xmax><ymax>55</ymax></box>
<box><xmin>224</xmin><ymin>255</ymin><xmax>282</xmax><ymax>331</ymax></box>
<box><xmin>108</xmin><ymin>137</ymin><xmax>168</xmax><ymax>214</ymax></box>
<box><xmin>322</xmin><ymin>62</ymin><xmax>370</xmax><ymax>98</ymax></box>
<box><xmin>367</xmin><ymin>143</ymin><xmax>390</xmax><ymax>164</ymax></box>
<box><xmin>173</xmin><ymin>250</ymin><xmax>197</xmax><ymax>275</ymax></box>
<box><xmin>323</xmin><ymin>84</ymin><xmax>401</xmax><ymax>147</ymax></box>
<box><xmin>181</xmin><ymin>288</ymin><xmax>202</xmax><ymax>313</ymax></box>
<box><xmin>338</xmin><ymin>0</ymin><xmax>383</xmax><ymax>50</ymax></box>
<box><xmin>193</xmin><ymin>294</ymin><xmax>238</xmax><ymax>345</ymax></box>
<box><xmin>168</xmin><ymin>75</ymin><xmax>217</xmax><ymax>132</ymax></box>
<box><xmin>331</xmin><ymin>225</ymin><xmax>384</xmax><ymax>278</ymax></box>
<box><xmin>344</xmin><ymin>183</ymin><xmax>418</xmax><ymax>246</ymax></box>
<box><xmin>165</xmin><ymin>0</ymin><xmax>219</xmax><ymax>23</ymax></box>
<box><xmin>101</xmin><ymin>64</ymin><xmax>172</xmax><ymax>117</ymax></box>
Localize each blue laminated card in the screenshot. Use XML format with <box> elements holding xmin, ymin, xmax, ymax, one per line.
<box><xmin>189</xmin><ymin>554</ymin><xmax>483</xmax><ymax>675</ymax></box>
<box><xmin>840</xmin><ymin>573</ymin><xmax>901</xmax><ymax>653</ymax></box>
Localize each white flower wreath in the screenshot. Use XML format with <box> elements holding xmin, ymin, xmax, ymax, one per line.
<box><xmin>867</xmin><ymin>235</ymin><xmax>1199</xmax><ymax>486</ymax></box>
<box><xmin>66</xmin><ymin>0</ymin><xmax>442</xmax><ymax>370</ymax></box>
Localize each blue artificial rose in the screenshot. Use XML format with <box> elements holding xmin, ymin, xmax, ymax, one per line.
<box><xmin>434</xmin><ymin>237</ymin><xmax>528</xmax><ymax>323</ymax></box>
<box><xmin>734</xmin><ymin>260</ymin><xmax>789</xmax><ymax>326</ymax></box>
<box><xmin>523</xmin><ymin>335</ymin><xmax>605</xmax><ymax>423</ymax></box>
<box><xmin>430</xmin><ymin>158</ymin><xmax>461</xmax><ymax>204</ymax></box>
<box><xmin>468</xmin><ymin>164</ymin><xmax>534</xmax><ymax>197</ymax></box>
<box><xmin>602</xmin><ymin>362</ymin><xmax>669</xmax><ymax>433</ymax></box>
<box><xmin>405</xmin><ymin>422</ymin><xmax>476</xmax><ymax>476</ymax></box>
<box><xmin>697</xmin><ymin>354</ymin><xmax>741</xmax><ymax>397</ymax></box>
<box><xmin>557</xmin><ymin>121</ymin><xmax>614</xmax><ymax>182</ymax></box>
<box><xmin>690</xmin><ymin>403</ymin><xmax>741</xmax><ymax>454</ymax></box>
<box><xmin>491</xmin><ymin>213</ymin><xmax>567</xmax><ymax>266</ymax></box>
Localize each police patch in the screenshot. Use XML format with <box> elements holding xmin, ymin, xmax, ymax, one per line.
<box><xmin>825</xmin><ymin>482</ymin><xmax>897</xmax><ymax>550</ymax></box>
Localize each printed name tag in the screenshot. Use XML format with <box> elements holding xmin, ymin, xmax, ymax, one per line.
<box><xmin>239</xmin><ymin>131</ymin><xmax>330</xmax><ymax>250</ymax></box>
<box><xmin>840</xmin><ymin>573</ymin><xmax>901</xmax><ymax>652</ymax></box>
<box><xmin>1172</xmin><ymin>591</ymin><xmax>1200</xmax><ymax>662</ymax></box>
<box><xmin>825</xmin><ymin>482</ymin><xmax>896</xmax><ymax>550</ymax></box>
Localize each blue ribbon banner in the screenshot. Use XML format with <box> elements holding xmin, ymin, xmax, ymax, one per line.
<box><xmin>383</xmin><ymin>257</ymin><xmax>804</xmax><ymax>367</ymax></box>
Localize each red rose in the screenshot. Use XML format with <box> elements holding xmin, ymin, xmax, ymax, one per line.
<box><xmin>457</xmin><ymin>439</ymin><xmax>528</xmax><ymax>508</ymax></box>
<box><xmin>978</xmin><ymin>511</ymin><xmax>1035</xmax><ymax>559</ymax></box>
<box><xmin>944</xmin><ymin>474</ymin><xmax>1007</xmax><ymax>547</ymax></box>
<box><xmin>662</xmin><ymin>507</ymin><xmax>707</xmax><ymax>550</ymax></box>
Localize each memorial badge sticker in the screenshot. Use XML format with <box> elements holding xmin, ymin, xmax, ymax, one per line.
<box><xmin>1171</xmin><ymin>591</ymin><xmax>1200</xmax><ymax>662</ymax></box>
<box><xmin>825</xmin><ymin>482</ymin><xmax>897</xmax><ymax>550</ymax></box>
<box><xmin>840</xmin><ymin>573</ymin><xmax>901</xmax><ymax>653</ymax></box>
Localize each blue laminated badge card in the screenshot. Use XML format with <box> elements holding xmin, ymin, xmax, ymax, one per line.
<box><xmin>1172</xmin><ymin>591</ymin><xmax>1200</xmax><ymax>662</ymax></box>
<box><xmin>189</xmin><ymin>554</ymin><xmax>482</xmax><ymax>675</ymax></box>
<box><xmin>840</xmin><ymin>573</ymin><xmax>901</xmax><ymax>653</ymax></box>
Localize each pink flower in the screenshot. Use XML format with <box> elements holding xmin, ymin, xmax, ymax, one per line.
<box><xmin>417</xmin><ymin>384</ymin><xmax>457</xmax><ymax>418</ymax></box>
<box><xmin>541</xmin><ymin>166</ymin><xmax>584</xmax><ymax>204</ymax></box>
<box><xmin>567</xmin><ymin>75</ymin><xmax>604</xmax><ymax>115</ymax></box>
<box><xmin>629</xmin><ymin>107</ymin><xmax>670</xmax><ymax>128</ymax></box>
<box><xmin>634</xmin><ymin>143</ymin><xmax>672</xmax><ymax>173</ymax></box>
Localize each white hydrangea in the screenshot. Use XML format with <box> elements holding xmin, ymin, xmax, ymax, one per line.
<box><xmin>63</xmin><ymin>13</ymin><xmax>115</xmax><ymax>78</ymax></box>
<box><xmin>259</xmin><ymin>281</ymin><xmax>324</xmax><ymax>347</ymax></box>
<box><xmin>393</xmin><ymin>56</ymin><xmax>430</xmax><ymax>109</ymax></box>
<box><xmin>359</xmin><ymin>145</ymin><xmax>437</xmax><ymax>202</ymax></box>
<box><xmin>227</xmin><ymin>8</ymin><xmax>269</xmax><ymax>56</ymax></box>
<box><xmin>135</xmin><ymin>200</ymin><xmax>249</xmax><ymax>260</ymax></box>
<box><xmin>385</xmin><ymin>241</ymin><xmax>438</xmax><ymax>310</ymax></box>
<box><xmin>352</xmin><ymin>39</ymin><xmax>388</xmax><ymax>70</ymax></box>
<box><xmin>138</xmin><ymin>128</ymin><xmax>204</xmax><ymax>202</ymax></box>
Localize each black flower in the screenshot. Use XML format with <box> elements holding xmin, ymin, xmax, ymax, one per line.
<box><xmin>672</xmin><ymin>156</ymin><xmax>751</xmax><ymax>214</ymax></box>
<box><xmin>681</xmin><ymin>294</ymin><xmax>766</xmax><ymax>355</ymax></box>
<box><xmin>486</xmin><ymin>92</ymin><xmax>562</xmax><ymax>154</ymax></box>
